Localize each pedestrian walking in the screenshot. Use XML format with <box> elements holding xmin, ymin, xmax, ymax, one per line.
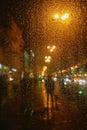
<box><xmin>54</xmin><ymin>78</ymin><xmax>60</xmax><ymax>108</ymax></box>
<box><xmin>45</xmin><ymin>75</ymin><xmax>55</xmax><ymax>108</ymax></box>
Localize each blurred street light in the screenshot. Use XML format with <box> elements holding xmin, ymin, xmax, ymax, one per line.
<box><xmin>45</xmin><ymin>55</ymin><xmax>51</xmax><ymax>63</ymax></box>
<box><xmin>42</xmin><ymin>66</ymin><xmax>47</xmax><ymax>76</ymax></box>
<box><xmin>47</xmin><ymin>45</ymin><xmax>56</xmax><ymax>52</ymax></box>
<box><xmin>53</xmin><ymin>13</ymin><xmax>69</xmax><ymax>21</ymax></box>
<box><xmin>52</xmin><ymin>12</ymin><xmax>70</xmax><ymax>72</ymax></box>
<box><xmin>61</xmin><ymin>13</ymin><xmax>69</xmax><ymax>20</ymax></box>
<box><xmin>53</xmin><ymin>14</ymin><xmax>59</xmax><ymax>19</ymax></box>
<box><xmin>43</xmin><ymin>12</ymin><xmax>70</xmax><ymax>74</ymax></box>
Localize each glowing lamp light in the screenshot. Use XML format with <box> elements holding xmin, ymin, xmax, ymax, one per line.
<box><xmin>42</xmin><ymin>66</ymin><xmax>47</xmax><ymax>76</ymax></box>
<box><xmin>53</xmin><ymin>77</ymin><xmax>57</xmax><ymax>81</ymax></box>
<box><xmin>53</xmin><ymin>45</ymin><xmax>56</xmax><ymax>49</ymax></box>
<box><xmin>48</xmin><ymin>56</ymin><xmax>51</xmax><ymax>59</ymax></box>
<box><xmin>45</xmin><ymin>56</ymin><xmax>48</xmax><ymax>59</ymax></box>
<box><xmin>61</xmin><ymin>13</ymin><xmax>69</xmax><ymax>20</ymax></box>
<box><xmin>32</xmin><ymin>52</ymin><xmax>35</xmax><ymax>57</ymax></box>
<box><xmin>47</xmin><ymin>46</ymin><xmax>50</xmax><ymax>49</ymax></box>
<box><xmin>71</xmin><ymin>67</ymin><xmax>74</xmax><ymax>70</ymax></box>
<box><xmin>50</xmin><ymin>49</ymin><xmax>53</xmax><ymax>52</ymax></box>
<box><xmin>79</xmin><ymin>90</ymin><xmax>83</xmax><ymax>95</ymax></box>
<box><xmin>54</xmin><ymin>14</ymin><xmax>59</xmax><ymax>19</ymax></box>
<box><xmin>12</xmin><ymin>68</ymin><xmax>17</xmax><ymax>72</ymax></box>
<box><xmin>64</xmin><ymin>82</ymin><xmax>67</xmax><ymax>85</ymax></box>
<box><xmin>75</xmin><ymin>65</ymin><xmax>78</xmax><ymax>68</ymax></box>
<box><xmin>42</xmin><ymin>79</ymin><xmax>45</xmax><ymax>83</ymax></box>
<box><xmin>45</xmin><ymin>59</ymin><xmax>51</xmax><ymax>63</ymax></box>
<box><xmin>9</xmin><ymin>77</ymin><xmax>13</xmax><ymax>81</ymax></box>
<box><xmin>45</xmin><ymin>56</ymin><xmax>51</xmax><ymax>62</ymax></box>
<box><xmin>0</xmin><ymin>64</ymin><xmax>2</xmax><ymax>69</ymax></box>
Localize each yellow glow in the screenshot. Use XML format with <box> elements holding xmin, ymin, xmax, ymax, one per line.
<box><xmin>84</xmin><ymin>74</ymin><xmax>87</xmax><ymax>76</ymax></box>
<box><xmin>44</xmin><ymin>66</ymin><xmax>47</xmax><ymax>70</ymax></box>
<box><xmin>62</xmin><ymin>70</ymin><xmax>66</xmax><ymax>73</ymax></box>
<box><xmin>45</xmin><ymin>59</ymin><xmax>50</xmax><ymax>63</ymax></box>
<box><xmin>54</xmin><ymin>14</ymin><xmax>59</xmax><ymax>19</ymax></box>
<box><xmin>45</xmin><ymin>56</ymin><xmax>48</xmax><ymax>59</ymax></box>
<box><xmin>75</xmin><ymin>65</ymin><xmax>78</xmax><ymax>68</ymax></box>
<box><xmin>44</xmin><ymin>55</ymin><xmax>51</xmax><ymax>62</ymax></box>
<box><xmin>47</xmin><ymin>45</ymin><xmax>56</xmax><ymax>52</ymax></box>
<box><xmin>50</xmin><ymin>49</ymin><xmax>53</xmax><ymax>52</ymax></box>
<box><xmin>45</xmin><ymin>56</ymin><xmax>51</xmax><ymax>59</ymax></box>
<box><xmin>47</xmin><ymin>46</ymin><xmax>50</xmax><ymax>49</ymax></box>
<box><xmin>48</xmin><ymin>56</ymin><xmax>51</xmax><ymax>59</ymax></box>
<box><xmin>71</xmin><ymin>67</ymin><xmax>74</xmax><ymax>70</ymax></box>
<box><xmin>42</xmin><ymin>66</ymin><xmax>47</xmax><ymax>76</ymax></box>
<box><xmin>52</xmin><ymin>45</ymin><xmax>56</xmax><ymax>49</ymax></box>
<box><xmin>61</xmin><ymin>13</ymin><xmax>69</xmax><ymax>20</ymax></box>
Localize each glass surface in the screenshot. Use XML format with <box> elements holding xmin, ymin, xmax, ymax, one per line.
<box><xmin>0</xmin><ymin>0</ymin><xmax>87</xmax><ymax>129</ymax></box>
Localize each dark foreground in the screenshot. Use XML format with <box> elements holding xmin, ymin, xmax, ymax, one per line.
<box><xmin>0</xmin><ymin>81</ymin><xmax>87</xmax><ymax>130</ymax></box>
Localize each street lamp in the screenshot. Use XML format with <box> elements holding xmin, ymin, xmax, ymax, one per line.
<box><xmin>44</xmin><ymin>13</ymin><xmax>69</xmax><ymax>74</ymax></box>
<box><xmin>42</xmin><ymin>55</ymin><xmax>51</xmax><ymax>76</ymax></box>
<box><xmin>42</xmin><ymin>66</ymin><xmax>47</xmax><ymax>76</ymax></box>
<box><xmin>61</xmin><ymin>13</ymin><xmax>69</xmax><ymax>20</ymax></box>
<box><xmin>53</xmin><ymin>13</ymin><xmax>70</xmax><ymax>74</ymax></box>
<box><xmin>47</xmin><ymin>45</ymin><xmax>56</xmax><ymax>52</ymax></box>
<box><xmin>54</xmin><ymin>14</ymin><xmax>59</xmax><ymax>19</ymax></box>
<box><xmin>45</xmin><ymin>55</ymin><xmax>51</xmax><ymax>63</ymax></box>
<box><xmin>53</xmin><ymin>13</ymin><xmax>69</xmax><ymax>20</ymax></box>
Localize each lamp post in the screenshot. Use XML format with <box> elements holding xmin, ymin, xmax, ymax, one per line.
<box><xmin>43</xmin><ymin>13</ymin><xmax>70</xmax><ymax>76</ymax></box>
<box><xmin>53</xmin><ymin>13</ymin><xmax>69</xmax><ymax>20</ymax></box>
<box><xmin>52</xmin><ymin>13</ymin><xmax>70</xmax><ymax>75</ymax></box>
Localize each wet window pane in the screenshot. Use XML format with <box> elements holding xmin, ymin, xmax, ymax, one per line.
<box><xmin>0</xmin><ymin>0</ymin><xmax>87</xmax><ymax>129</ymax></box>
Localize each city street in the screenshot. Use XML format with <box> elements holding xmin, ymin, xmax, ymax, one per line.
<box><xmin>0</xmin><ymin>80</ymin><xmax>87</xmax><ymax>130</ymax></box>
<box><xmin>0</xmin><ymin>1</ymin><xmax>87</xmax><ymax>130</ymax></box>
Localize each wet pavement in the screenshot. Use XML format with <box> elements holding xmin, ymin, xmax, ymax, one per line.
<box><xmin>0</xmin><ymin>80</ymin><xmax>87</xmax><ymax>130</ymax></box>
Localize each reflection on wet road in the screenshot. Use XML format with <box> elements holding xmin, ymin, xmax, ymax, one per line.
<box><xmin>0</xmin><ymin>81</ymin><xmax>87</xmax><ymax>130</ymax></box>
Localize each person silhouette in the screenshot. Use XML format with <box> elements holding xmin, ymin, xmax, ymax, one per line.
<box><xmin>54</xmin><ymin>78</ymin><xmax>60</xmax><ymax>109</ymax></box>
<box><xmin>45</xmin><ymin>75</ymin><xmax>54</xmax><ymax>108</ymax></box>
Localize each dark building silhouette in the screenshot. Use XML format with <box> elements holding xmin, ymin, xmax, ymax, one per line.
<box><xmin>0</xmin><ymin>14</ymin><xmax>24</xmax><ymax>79</ymax></box>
